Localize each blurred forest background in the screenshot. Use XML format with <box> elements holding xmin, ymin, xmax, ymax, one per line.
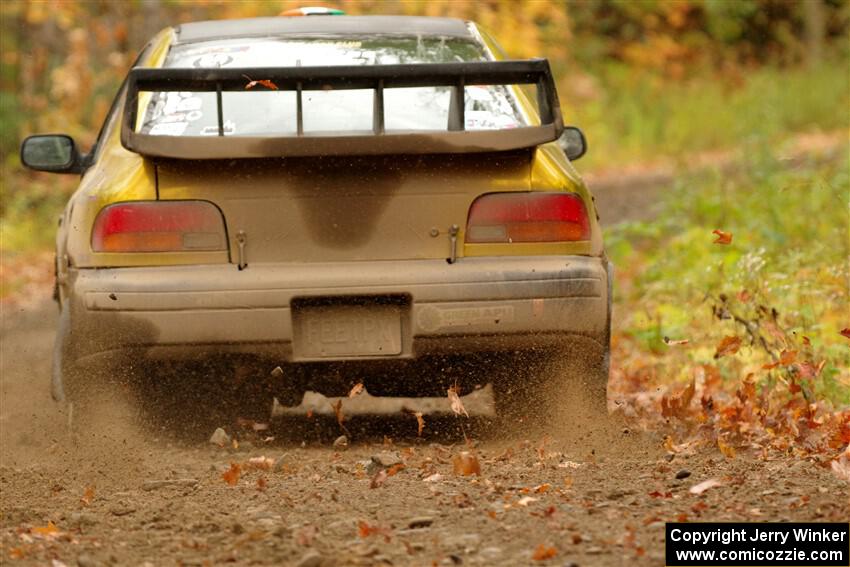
<box><xmin>0</xmin><ymin>2</ymin><xmax>848</xmax><ymax>424</ymax></box>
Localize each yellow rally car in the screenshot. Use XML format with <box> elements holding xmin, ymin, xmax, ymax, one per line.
<box><xmin>21</xmin><ymin>14</ymin><xmax>611</xmax><ymax>425</ymax></box>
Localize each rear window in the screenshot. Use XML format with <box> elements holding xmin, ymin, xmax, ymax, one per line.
<box><xmin>140</xmin><ymin>37</ymin><xmax>526</xmax><ymax>136</ymax></box>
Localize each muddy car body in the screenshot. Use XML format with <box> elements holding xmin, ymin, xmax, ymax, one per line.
<box><xmin>22</xmin><ymin>15</ymin><xmax>611</xmax><ymax>420</ymax></box>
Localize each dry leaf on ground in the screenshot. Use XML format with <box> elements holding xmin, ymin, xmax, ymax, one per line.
<box><xmin>370</xmin><ymin>469</ymin><xmax>388</xmax><ymax>489</ymax></box>
<box><xmin>222</xmin><ymin>462</ymin><xmax>241</xmax><ymax>486</ymax></box>
<box><xmin>663</xmin><ymin>336</ymin><xmax>690</xmax><ymax>346</ymax></box>
<box><xmin>532</xmin><ymin>544</ymin><xmax>557</xmax><ymax>561</ymax></box>
<box><xmin>80</xmin><ymin>485</ymin><xmax>95</xmax><ymax>506</ymax></box>
<box><xmin>348</xmin><ymin>383</ymin><xmax>364</xmax><ymax>397</ymax></box>
<box><xmin>246</xmin><ymin>456</ymin><xmax>274</xmax><ymax>471</ymax></box>
<box><xmin>31</xmin><ymin>521</ymin><xmax>59</xmax><ymax>537</ymax></box>
<box><xmin>452</xmin><ymin>451</ymin><xmax>481</xmax><ymax>476</ymax></box>
<box><xmin>689</xmin><ymin>478</ymin><xmax>722</xmax><ymax>495</ymax></box>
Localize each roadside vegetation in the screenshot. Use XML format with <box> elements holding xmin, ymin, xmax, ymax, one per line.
<box><xmin>607</xmin><ymin>149</ymin><xmax>849</xmax><ymax>475</ymax></box>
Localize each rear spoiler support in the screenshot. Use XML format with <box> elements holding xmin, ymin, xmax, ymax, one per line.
<box><xmin>121</xmin><ymin>59</ymin><xmax>564</xmax><ymax>159</ymax></box>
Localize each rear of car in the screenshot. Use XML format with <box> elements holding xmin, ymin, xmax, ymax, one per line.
<box><xmin>22</xmin><ymin>16</ymin><xmax>610</xmax><ymax>421</ymax></box>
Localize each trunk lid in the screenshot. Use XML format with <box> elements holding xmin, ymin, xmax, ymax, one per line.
<box><xmin>155</xmin><ymin>151</ymin><xmax>531</xmax><ymax>263</ymax></box>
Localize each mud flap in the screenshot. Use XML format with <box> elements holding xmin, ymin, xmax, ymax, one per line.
<box><xmin>51</xmin><ymin>301</ymin><xmax>71</xmax><ymax>403</ymax></box>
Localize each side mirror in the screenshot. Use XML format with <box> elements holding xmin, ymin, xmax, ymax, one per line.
<box><xmin>20</xmin><ymin>134</ymin><xmax>84</xmax><ymax>173</ymax></box>
<box><xmin>557</xmin><ymin>126</ymin><xmax>587</xmax><ymax>161</ymax></box>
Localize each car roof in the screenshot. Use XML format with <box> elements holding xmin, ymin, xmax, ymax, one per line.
<box><xmin>174</xmin><ymin>16</ymin><xmax>473</xmax><ymax>44</ymax></box>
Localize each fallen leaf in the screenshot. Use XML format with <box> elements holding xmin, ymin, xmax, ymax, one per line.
<box><xmin>534</xmin><ymin>483</ymin><xmax>551</xmax><ymax>493</ymax></box>
<box><xmin>452</xmin><ymin>451</ymin><xmax>481</xmax><ymax>476</ymax></box>
<box><xmin>31</xmin><ymin>521</ymin><xmax>59</xmax><ymax>536</ymax></box>
<box><xmin>831</xmin><ymin>453</ymin><xmax>850</xmax><ymax>482</ymax></box>
<box><xmin>386</xmin><ymin>463</ymin><xmax>405</xmax><ymax>476</ymax></box>
<box><xmin>663</xmin><ymin>336</ymin><xmax>690</xmax><ymax>346</ymax></box>
<box><xmin>246</xmin><ymin>456</ymin><xmax>274</xmax><ymax>471</ymax></box>
<box><xmin>717</xmin><ymin>438</ymin><xmax>736</xmax><ymax>459</ymax></box>
<box><xmin>840</xmin><ymin>328</ymin><xmax>850</xmax><ymax>340</ymax></box>
<box><xmin>447</xmin><ymin>385</ymin><xmax>469</xmax><ymax>417</ymax></box>
<box><xmin>517</xmin><ymin>496</ymin><xmax>538</xmax><ymax>506</ymax></box>
<box><xmin>712</xmin><ymin>229</ymin><xmax>733</xmax><ymax>245</ymax></box>
<box><xmin>256</xmin><ymin>476</ymin><xmax>267</xmax><ymax>491</ymax></box>
<box><xmin>713</xmin><ymin>336</ymin><xmax>742</xmax><ymax>359</ymax></box>
<box><xmin>348</xmin><ymin>383</ymin><xmax>364</xmax><ymax>397</ymax></box>
<box><xmin>689</xmin><ymin>478</ymin><xmax>722</xmax><ymax>495</ymax></box>
<box><xmin>532</xmin><ymin>544</ymin><xmax>557</xmax><ymax>561</ymax></box>
<box><xmin>222</xmin><ymin>462</ymin><xmax>241</xmax><ymax>486</ymax></box>
<box><xmin>661</xmin><ymin>379</ymin><xmax>696</xmax><ymax>419</ymax></box>
<box><xmin>331</xmin><ymin>400</ymin><xmax>345</xmax><ymax>427</ymax></box>
<box><xmin>306</xmin><ymin>409</ymin><xmax>314</xmax><ymax>419</ymax></box>
<box><xmin>80</xmin><ymin>485</ymin><xmax>95</xmax><ymax>507</ymax></box>
<box><xmin>358</xmin><ymin>520</ymin><xmax>392</xmax><ymax>542</ymax></box>
<box><xmin>370</xmin><ymin>469</ymin><xmax>388</xmax><ymax>489</ymax></box>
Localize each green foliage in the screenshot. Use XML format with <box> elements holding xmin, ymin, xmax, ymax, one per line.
<box><xmin>607</xmin><ymin>152</ymin><xmax>850</xmax><ymax>406</ymax></box>
<box><xmin>572</xmin><ymin>62</ymin><xmax>849</xmax><ymax>169</ymax></box>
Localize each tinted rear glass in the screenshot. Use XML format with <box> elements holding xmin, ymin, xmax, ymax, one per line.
<box><xmin>140</xmin><ymin>37</ymin><xmax>525</xmax><ymax>136</ymax></box>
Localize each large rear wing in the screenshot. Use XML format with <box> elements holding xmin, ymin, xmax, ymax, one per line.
<box><xmin>120</xmin><ymin>59</ymin><xmax>563</xmax><ymax>159</ymax></box>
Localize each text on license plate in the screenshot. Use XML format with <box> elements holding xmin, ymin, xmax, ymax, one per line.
<box><xmin>294</xmin><ymin>305</ymin><xmax>402</xmax><ymax>358</ymax></box>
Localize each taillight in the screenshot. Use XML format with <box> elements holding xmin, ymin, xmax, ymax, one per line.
<box><xmin>92</xmin><ymin>201</ymin><xmax>226</xmax><ymax>253</ymax></box>
<box><xmin>466</xmin><ymin>192</ymin><xmax>590</xmax><ymax>243</ymax></box>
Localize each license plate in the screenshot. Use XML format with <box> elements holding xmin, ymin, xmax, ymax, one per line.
<box><xmin>293</xmin><ymin>305</ymin><xmax>402</xmax><ymax>359</ymax></box>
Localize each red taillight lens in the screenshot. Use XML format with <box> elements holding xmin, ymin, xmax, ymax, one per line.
<box><xmin>92</xmin><ymin>201</ymin><xmax>226</xmax><ymax>253</ymax></box>
<box><xmin>466</xmin><ymin>192</ymin><xmax>590</xmax><ymax>243</ymax></box>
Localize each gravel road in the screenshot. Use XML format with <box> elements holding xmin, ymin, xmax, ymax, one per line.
<box><xmin>1</xmin><ymin>297</ymin><xmax>847</xmax><ymax>567</ymax></box>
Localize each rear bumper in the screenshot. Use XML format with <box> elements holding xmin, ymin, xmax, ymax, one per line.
<box><xmin>63</xmin><ymin>256</ymin><xmax>610</xmax><ymax>363</ymax></box>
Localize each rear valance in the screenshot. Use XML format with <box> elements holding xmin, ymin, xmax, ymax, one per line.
<box><xmin>120</xmin><ymin>59</ymin><xmax>563</xmax><ymax>159</ymax></box>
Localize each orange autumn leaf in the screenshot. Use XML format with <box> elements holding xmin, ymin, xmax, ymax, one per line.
<box><xmin>31</xmin><ymin>521</ymin><xmax>59</xmax><ymax>536</ymax></box>
<box><xmin>80</xmin><ymin>485</ymin><xmax>95</xmax><ymax>506</ymax></box>
<box><xmin>331</xmin><ymin>399</ymin><xmax>345</xmax><ymax>428</ymax></box>
<box><xmin>713</xmin><ymin>336</ymin><xmax>742</xmax><ymax>359</ymax></box>
<box><xmin>661</xmin><ymin>379</ymin><xmax>695</xmax><ymax>419</ymax></box>
<box><xmin>306</xmin><ymin>408</ymin><xmax>314</xmax><ymax>419</ymax></box>
<box><xmin>256</xmin><ymin>476</ymin><xmax>267</xmax><ymax>491</ymax></box>
<box><xmin>244</xmin><ymin>76</ymin><xmax>279</xmax><ymax>90</ymax></box>
<box><xmin>358</xmin><ymin>520</ymin><xmax>392</xmax><ymax>542</ymax></box>
<box><xmin>452</xmin><ymin>451</ymin><xmax>481</xmax><ymax>476</ymax></box>
<box><xmin>532</xmin><ymin>544</ymin><xmax>558</xmax><ymax>561</ymax></box>
<box><xmin>712</xmin><ymin>229</ymin><xmax>733</xmax><ymax>244</ymax></box>
<box><xmin>222</xmin><ymin>462</ymin><xmax>241</xmax><ymax>486</ymax></box>
<box><xmin>348</xmin><ymin>383</ymin><xmax>364</xmax><ymax>398</ymax></box>
<box><xmin>779</xmin><ymin>349</ymin><xmax>797</xmax><ymax>365</ymax></box>
<box><xmin>386</xmin><ymin>463</ymin><xmax>405</xmax><ymax>476</ymax></box>
<box><xmin>717</xmin><ymin>437</ymin><xmax>736</xmax><ymax>459</ymax></box>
